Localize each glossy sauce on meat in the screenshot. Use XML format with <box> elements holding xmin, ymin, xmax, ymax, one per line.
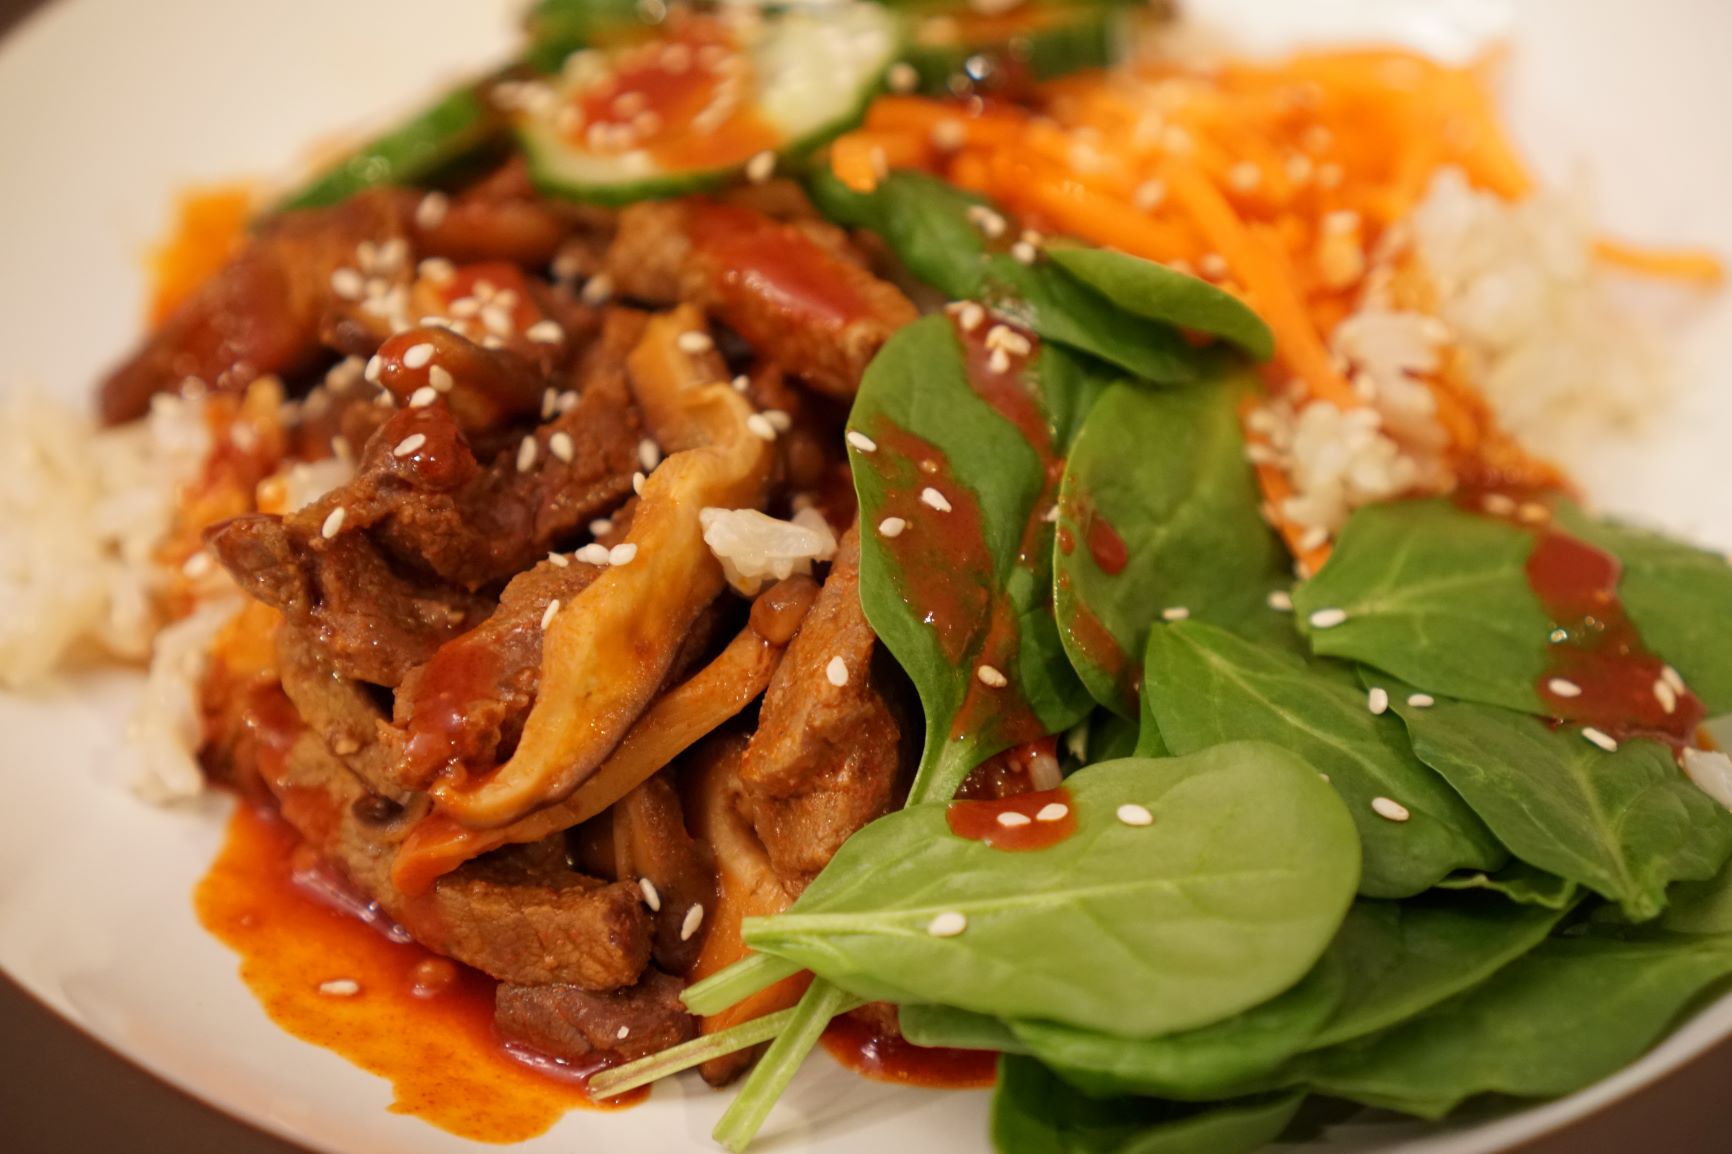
<box><xmin>688</xmin><ymin>203</ymin><xmax>878</xmax><ymax>332</ymax></box>
<box><xmin>195</xmin><ymin>803</ymin><xmax>642</xmax><ymax>1142</ymax></box>
<box><xmin>820</xmin><ymin>1014</ymin><xmax>998</xmax><ymax>1089</ymax></box>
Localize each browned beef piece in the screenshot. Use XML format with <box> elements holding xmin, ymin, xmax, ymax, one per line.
<box><xmin>394</xmin><ymin>557</ymin><xmax>603</xmax><ymax>791</ymax></box>
<box><xmin>612</xmin><ymin>775</ymin><xmax>716</xmax><ymax>975</ymax></box>
<box><xmin>413</xmin><ymin>157</ymin><xmax>583</xmax><ymax>268</ymax></box>
<box><xmin>276</xmin><ymin>624</ymin><xmax>407</xmax><ymax>801</ymax></box>
<box><xmin>99</xmin><ymin>189</ymin><xmax>414</xmax><ymax>424</ymax></box>
<box><xmin>495</xmin><ymin>969</ymin><xmax>696</xmax><ymax>1065</ymax></box>
<box><xmin>739</xmin><ymin>525</ymin><xmax>904</xmax><ymax>888</ymax></box>
<box><xmin>604</xmin><ymin>201</ymin><xmax>917</xmax><ymax>398</ymax></box>
<box><xmin>270</xmin><ymin>725</ymin><xmax>652</xmax><ymax>990</ymax></box>
<box><xmin>207</xmin><ymin>512</ymin><xmax>492</xmax><ymax>687</ymax></box>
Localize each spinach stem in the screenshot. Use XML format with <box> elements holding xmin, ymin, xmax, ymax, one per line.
<box><xmin>711</xmin><ymin>979</ymin><xmax>854</xmax><ymax>1152</ymax></box>
<box><xmin>681</xmin><ymin>952</ymin><xmax>804</xmax><ymax>1016</ymax></box>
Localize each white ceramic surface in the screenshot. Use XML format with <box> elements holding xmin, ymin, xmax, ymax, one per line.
<box><xmin>2</xmin><ymin>2</ymin><xmax>1729</xmax><ymax>1152</ymax></box>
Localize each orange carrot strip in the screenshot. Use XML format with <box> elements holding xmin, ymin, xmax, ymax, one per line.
<box><xmin>829</xmin><ymin>130</ymin><xmax>933</xmax><ymax>193</ymax></box>
<box><xmin>1594</xmin><ymin>239</ymin><xmax>1726</xmax><ymax>286</ymax></box>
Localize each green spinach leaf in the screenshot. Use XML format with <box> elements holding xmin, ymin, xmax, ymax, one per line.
<box><xmin>992</xmin><ymin>1057</ymin><xmax>1303</xmax><ymax>1154</ymax></box>
<box><xmin>1055</xmin><ymin>381</ymin><xmax>1293</xmax><ymax>717</ymax></box>
<box><xmin>900</xmin><ymin>1004</ymin><xmax>1029</xmax><ymax>1054</ymax></box>
<box><xmin>1433</xmin><ymin>861</ymin><xmax>1578</xmax><ymax>910</ymax></box>
<box><xmin>1381</xmin><ymin>684</ymin><xmax>1732</xmax><ymax>920</ymax></box>
<box><xmin>1144</xmin><ymin>621</ymin><xmax>1504</xmax><ymax>897</ymax></box>
<box><xmin>1300</xmin><ymin>931</ymin><xmax>1732</xmax><ymax>1119</ymax></box>
<box><xmin>1044</xmin><ymin>242</ymin><xmax>1274</xmax><ymax>360</ymax></box>
<box><xmin>741</xmin><ymin>746</ymin><xmax>1360</xmax><ymax>1037</ymax></box>
<box><xmin>848</xmin><ymin>316</ymin><xmax>1094</xmax><ymax>803</ymax></box>
<box><xmin>1663</xmin><ymin>858</ymin><xmax>1732</xmax><ymax>935</ymax></box>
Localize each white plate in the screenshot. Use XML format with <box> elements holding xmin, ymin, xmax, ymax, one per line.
<box><xmin>2</xmin><ymin>2</ymin><xmax>1730</xmax><ymax>1152</ymax></box>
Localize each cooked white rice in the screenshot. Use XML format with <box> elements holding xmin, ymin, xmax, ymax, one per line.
<box><xmin>700</xmin><ymin>505</ymin><xmax>838</xmax><ymax>596</ymax></box>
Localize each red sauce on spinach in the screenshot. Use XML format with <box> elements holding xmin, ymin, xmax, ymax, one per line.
<box><xmin>946</xmin><ymin>786</ymin><xmax>1077</xmax><ymax>852</ymax></box>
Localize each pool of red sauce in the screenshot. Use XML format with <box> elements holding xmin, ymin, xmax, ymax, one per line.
<box><xmin>946</xmin><ymin>786</ymin><xmax>1077</xmax><ymax>852</ymax></box>
<box><xmin>821</xmin><ymin>1014</ymin><xmax>998</xmax><ymax>1090</ymax></box>
<box><xmin>688</xmin><ymin>202</ymin><xmax>879</xmax><ymax>344</ymax></box>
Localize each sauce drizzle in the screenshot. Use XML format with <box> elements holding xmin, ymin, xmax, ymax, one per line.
<box><xmin>946</xmin><ymin>786</ymin><xmax>1077</xmax><ymax>852</ymax></box>
<box><xmin>820</xmin><ymin>1014</ymin><xmax>998</xmax><ymax>1089</ymax></box>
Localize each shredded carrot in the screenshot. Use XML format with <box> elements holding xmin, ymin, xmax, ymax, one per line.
<box><xmin>1594</xmin><ymin>239</ymin><xmax>1726</xmax><ymax>286</ymax></box>
<box><xmin>149</xmin><ymin>183</ymin><xmax>253</xmax><ymax>325</ymax></box>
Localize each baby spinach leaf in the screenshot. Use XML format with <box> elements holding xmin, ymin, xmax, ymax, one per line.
<box><xmin>741</xmin><ymin>746</ymin><xmax>1361</xmax><ymax>1037</ymax></box>
<box><xmin>1292</xmin><ymin>499</ymin><xmax>1552</xmax><ymax>713</ymax></box>
<box><xmin>1563</xmin><ymin>509</ymin><xmax>1732</xmax><ymax>714</ymax></box>
<box><xmin>900</xmin><ymin>1004</ymin><xmax>1029</xmax><ymax>1054</ymax></box>
<box><xmin>1381</xmin><ymin>685</ymin><xmax>1732</xmax><ymax>921</ymax></box>
<box><xmin>1433</xmin><ymin>861</ymin><xmax>1578</xmax><ymax>910</ymax></box>
<box><xmin>1055</xmin><ymin>380</ymin><xmax>1293</xmax><ymax>717</ymax></box>
<box><xmin>1008</xmin><ymin>956</ymin><xmax>1345</xmax><ymax>1100</ymax></box>
<box><xmin>1044</xmin><ymin>242</ymin><xmax>1275</xmax><ymax>361</ymax></box>
<box><xmin>1299</xmin><ymin>931</ymin><xmax>1732</xmax><ymax>1119</ymax></box>
<box><xmin>849</xmin><ymin>316</ymin><xmax>1093</xmax><ymax>804</ymax></box>
<box><xmin>810</xmin><ymin>169</ymin><xmax>1214</xmax><ymax>384</ymax></box>
<box><xmin>1144</xmin><ymin>621</ymin><xmax>1504</xmax><ymax>898</ymax></box>
<box><xmin>993</xmin><ymin>1057</ymin><xmax>1303</xmax><ymax>1154</ymax></box>
<box><xmin>1663</xmin><ymin>858</ymin><xmax>1732</xmax><ymax>935</ymax></box>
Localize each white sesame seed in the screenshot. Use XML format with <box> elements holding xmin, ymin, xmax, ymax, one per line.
<box><xmin>746</xmin><ymin>413</ymin><xmax>777</xmax><ymax>441</ymax></box>
<box><xmin>1367</xmin><ymin>686</ymin><xmax>1390</xmax><ymax>715</ymax></box>
<box><xmin>392</xmin><ymin>433</ymin><xmax>427</xmax><ymax>458</ymax></box>
<box><xmin>427</xmin><ymin>364</ymin><xmax>454</xmax><ymax>393</ymax></box>
<box><xmin>1228</xmin><ymin>162</ymin><xmax>1262</xmax><ymax>191</ymax></box>
<box><xmin>364</xmin><ymin>354</ymin><xmax>385</xmax><ymax>384</ymax></box>
<box><xmin>1116</xmin><ymin>803</ymin><xmax>1154</xmax><ymax>827</ymax></box>
<box><xmin>976</xmin><ymin>664</ymin><xmax>1008</xmax><ymax>688</ymax></box>
<box><xmin>1406</xmin><ymin>693</ymin><xmax>1435</xmax><ymax>708</ymax></box>
<box><xmin>1547</xmin><ymin>678</ymin><xmax>1583</xmax><ymax>699</ymax></box>
<box><xmin>632</xmin><ymin>471</ymin><xmax>646</xmax><ymax>495</ymax></box>
<box><xmin>1161</xmin><ymin>607</ymin><xmax>1190</xmax><ymax>622</ymax></box>
<box><xmin>632</xmin><ymin>875</ymin><xmax>659</xmax><ymax>911</ymax></box>
<box><xmin>1309</xmin><ymin>608</ymin><xmax>1348</xmax><ymax>629</ymax></box>
<box><xmin>997</xmin><ymin>811</ymin><xmax>1032</xmax><ymax>828</ymax></box>
<box><xmin>1662</xmin><ymin>665</ymin><xmax>1686</xmax><ymax>694</ymax></box>
<box><xmin>954</xmin><ymin>301</ymin><xmax>985</xmax><ymax>332</ymax></box>
<box><xmin>1011</xmin><ymin>241</ymin><xmax>1039</xmax><ymax>265</ymax></box>
<box><xmin>548</xmin><ymin>552</ymin><xmax>569</xmax><ymax>568</ymax></box>
<box><xmin>1297</xmin><ymin>525</ymin><xmax>1329</xmax><ymax>553</ymax></box>
<box><xmin>887</xmin><ymin>61</ymin><xmax>918</xmax><ymax>93</ymax></box>
<box><xmin>526</xmin><ymin>319</ymin><xmax>564</xmax><ymax>344</ymax></box>
<box><xmin>1199</xmin><ymin>252</ymin><xmax>1230</xmax><ymax>279</ymax></box>
<box><xmin>418</xmin><ymin>257</ymin><xmax>455</xmax><ymax>284</ymax></box>
<box><xmin>589</xmin><ymin>518</ymin><xmax>614</xmax><ymax>537</ymax></box>
<box><xmin>401</xmin><ymin>342</ymin><xmax>434</xmax><ymax>370</ymax></box>
<box><xmin>823</xmin><ymin>656</ymin><xmax>850</xmax><ymax>688</ymax></box>
<box><xmin>1371</xmin><ymin>797</ymin><xmax>1410</xmax><ymax>822</ymax></box>
<box><xmin>580</xmin><ymin>273</ymin><xmax>614</xmax><ymax>306</ymax></box>
<box><xmin>846</xmin><ymin>430</ymin><xmax>877</xmax><ymax>453</ymax></box>
<box><xmin>616</xmin><ymin>1025</ymin><xmax>631</xmax><ymax>1040</ymax></box>
<box><xmin>966</xmin><ymin>205</ymin><xmax>1007</xmax><ymax>238</ymax></box>
<box><xmin>318</xmin><ymin>979</ymin><xmax>361</xmax><ymax>997</ymax></box>
<box><xmin>557</xmin><ymin>390</ymin><xmax>579</xmax><ymax>414</ymax></box>
<box><xmin>878</xmin><ymin>516</ymin><xmax>907</xmax><ymax>539</ymax></box>
<box><xmin>680</xmin><ymin>903</ymin><xmax>705</xmax><ymax>942</ymax></box>
<box><xmin>609</xmin><ymin>542</ymin><xmax>638</xmax><ymax>566</ymax></box>
<box><xmin>1582</xmin><ymin>727</ymin><xmax>1619</xmax><ymax>753</ymax></box>
<box><xmin>330</xmin><ymin>267</ymin><xmax>365</xmax><ymax>300</ymax></box>
<box><xmin>638</xmin><ymin>438</ymin><xmax>662</xmax><ymax>471</ymax></box>
<box><xmin>181</xmin><ymin>551</ymin><xmax>215</xmax><ymax>579</ymax></box>
<box><xmin>409</xmin><ymin>386</ymin><xmax>438</xmax><ymax>408</ymax></box>
<box><xmin>921</xmin><ymin>487</ymin><xmax>952</xmax><ymax>513</ymax></box>
<box><xmin>1267</xmin><ymin>590</ymin><xmax>1293</xmax><ymax>612</ymax></box>
<box><xmin>931</xmin><ymin>119</ymin><xmax>966</xmax><ymax>150</ymax></box>
<box><xmin>320</xmin><ymin>507</ymin><xmax>347</xmax><ymax>539</ymax></box>
<box><xmin>1318</xmin><ymin>162</ymin><xmax>1344</xmax><ymax>189</ymax></box>
<box><xmin>926</xmin><ymin>911</ymin><xmax>968</xmax><ymax>938</ymax></box>
<box><xmin>746</xmin><ymin>149</ymin><xmax>776</xmax><ymax>184</ymax></box>
<box><xmin>732</xmin><ymin>374</ymin><xmax>751</xmax><ymax>392</ymax></box>
<box><xmin>549</xmin><ymin>432</ymin><xmax>575</xmax><ymax>463</ymax></box>
<box><xmin>541</xmin><ymin>599</ymin><xmax>561</xmax><ymax>630</ymax></box>
<box><xmin>1655</xmin><ymin>679</ymin><xmax>1679</xmax><ymax>715</ymax></box>
<box><xmin>415</xmin><ymin>191</ymin><xmax>449</xmax><ymax>230</ymax></box>
<box><xmin>1133</xmin><ymin>179</ymin><xmax>1166</xmax><ymax>211</ymax></box>
<box><xmin>763</xmin><ymin>409</ymin><xmax>792</xmax><ymax>433</ymax></box>
<box><xmin>1035</xmin><ymin>803</ymin><xmax>1068</xmax><ymax>823</ymax></box>
<box><xmin>987</xmin><ymin>347</ymin><xmax>1011</xmax><ymax>374</ymax></box>
<box><xmin>1322</xmin><ymin>210</ymin><xmax>1361</xmax><ymax>235</ymax></box>
<box><xmin>481</xmin><ymin>305</ymin><xmax>513</xmax><ymax>337</ymax></box>
<box><xmin>677</xmin><ymin>330</ymin><xmax>714</xmax><ymax>355</ymax></box>
<box><xmin>517</xmin><ymin>437</ymin><xmax>538</xmax><ymax>472</ymax></box>
<box><xmin>575</xmin><ymin>543</ymin><xmax>611</xmax><ymax>565</ymax></box>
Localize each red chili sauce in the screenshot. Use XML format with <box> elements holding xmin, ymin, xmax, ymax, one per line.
<box><xmin>946</xmin><ymin>786</ymin><xmax>1077</xmax><ymax>852</ymax></box>
<box><xmin>821</xmin><ymin>1013</ymin><xmax>998</xmax><ymax>1090</ymax></box>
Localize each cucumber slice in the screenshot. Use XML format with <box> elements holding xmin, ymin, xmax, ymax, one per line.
<box><xmin>517</xmin><ymin>3</ymin><xmax>900</xmax><ymax>206</ymax></box>
<box><xmin>900</xmin><ymin>1</ymin><xmax>1134</xmax><ymax>96</ymax></box>
<box><xmin>274</xmin><ymin>84</ymin><xmax>501</xmax><ymax>213</ymax></box>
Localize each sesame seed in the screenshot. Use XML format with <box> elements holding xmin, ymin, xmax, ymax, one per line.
<box><xmin>318</xmin><ymin>979</ymin><xmax>361</xmax><ymax>997</ymax></box>
<box><xmin>1547</xmin><ymin>678</ymin><xmax>1583</xmax><ymax>699</ymax></box>
<box><xmin>732</xmin><ymin>374</ymin><xmax>751</xmax><ymax>392</ymax></box>
<box><xmin>481</xmin><ymin>305</ymin><xmax>514</xmax><ymax>337</ymax></box>
<box><xmin>920</xmin><ymin>487</ymin><xmax>952</xmax><ymax>513</ymax></box>
<box><xmin>1371</xmin><ymin>797</ymin><xmax>1410</xmax><ymax>822</ymax></box>
<box><xmin>1318</xmin><ymin>162</ymin><xmax>1344</xmax><ymax>189</ymax></box>
<box><xmin>418</xmin><ymin>257</ymin><xmax>455</xmax><ymax>284</ymax></box>
<box><xmin>997</xmin><ymin>811</ymin><xmax>1032</xmax><ymax>828</ymax></box>
<box><xmin>1367</xmin><ymin>686</ymin><xmax>1390</xmax><ymax>715</ymax></box>
<box><xmin>415</xmin><ymin>191</ymin><xmax>449</xmax><ymax>230</ymax></box>
<box><xmin>965</xmin><ymin>205</ymin><xmax>1007</xmax><ymax>238</ymax></box>
<box><xmin>364</xmin><ymin>354</ymin><xmax>384</xmax><ymax>384</ymax></box>
<box><xmin>878</xmin><ymin>516</ymin><xmax>907</xmax><ymax>539</ymax></box>
<box><xmin>589</xmin><ymin>518</ymin><xmax>614</xmax><ymax>537</ymax></box>
<box><xmin>392</xmin><ymin>433</ymin><xmax>427</xmax><ymax>458</ymax></box>
<box><xmin>1199</xmin><ymin>252</ymin><xmax>1230</xmax><ymax>279</ymax></box>
<box><xmin>1297</xmin><ymin>525</ymin><xmax>1329</xmax><ymax>553</ymax></box>
<box><xmin>1322</xmin><ymin>210</ymin><xmax>1361</xmax><ymax>235</ymax></box>
<box><xmin>638</xmin><ymin>438</ymin><xmax>661</xmax><ymax>471</ymax></box>
<box><xmin>609</xmin><ymin>542</ymin><xmax>638</xmax><ymax>566</ymax></box>
<box><xmin>575</xmin><ymin>543</ymin><xmax>611</xmax><ymax>565</ymax></box>
<box><xmin>1583</xmin><ymin>727</ymin><xmax>1619</xmax><ymax>753</ymax></box>
<box><xmin>320</xmin><ymin>507</ymin><xmax>347</xmax><ymax>539</ymax></box>
<box><xmin>1406</xmin><ymin>693</ymin><xmax>1435</xmax><ymax>708</ymax></box>
<box><xmin>427</xmin><ymin>364</ymin><xmax>454</xmax><ymax>392</ymax></box>
<box><xmin>1133</xmin><ymin>179</ymin><xmax>1166</xmax><ymax>211</ymax></box>
<box><xmin>1662</xmin><ymin>665</ymin><xmax>1686</xmax><ymax>693</ymax></box>
<box><xmin>1518</xmin><ymin>502</ymin><xmax>1550</xmax><ymax>524</ymax></box>
<box><xmin>1267</xmin><ymin>590</ymin><xmax>1293</xmax><ymax>611</ymax></box>
<box><xmin>1011</xmin><ymin>241</ymin><xmax>1039</xmax><ymax>264</ymax></box>
<box><xmin>1161</xmin><ymin>607</ymin><xmax>1190</xmax><ymax>622</ymax></box>
<box><xmin>527</xmin><ymin>319</ymin><xmax>564</xmax><ymax>344</ymax></box>
<box><xmin>677</xmin><ymin>330</ymin><xmax>714</xmax><ymax>354</ymax></box>
<box><xmin>549</xmin><ymin>432</ymin><xmax>575</xmax><ymax>463</ymax></box>
<box><xmin>763</xmin><ymin>409</ymin><xmax>792</xmax><ymax>433</ymax></box>
<box><xmin>332</xmin><ymin>435</ymin><xmax>354</xmax><ymax>465</ymax></box>
<box><xmin>541</xmin><ymin>599</ymin><xmax>561</xmax><ymax>630</ymax></box>
<box><xmin>1309</xmin><ymin>608</ymin><xmax>1348</xmax><ymax>629</ymax></box>
<box><xmin>637</xmin><ymin>877</ymin><xmax>661</xmax><ymax>911</ymax></box>
<box><xmin>548</xmin><ymin>552</ymin><xmax>569</xmax><ymax>568</ymax></box>
<box><xmin>330</xmin><ymin>267</ymin><xmax>365</xmax><ymax>299</ymax></box>
<box><xmin>409</xmin><ymin>386</ymin><xmax>438</xmax><ymax>408</ymax></box>
<box><xmin>846</xmin><ymin>430</ymin><xmax>877</xmax><ymax>453</ymax></box>
<box><xmin>887</xmin><ymin>62</ymin><xmax>918</xmax><ymax>93</ymax></box>
<box><xmin>517</xmin><ymin>437</ymin><xmax>538</xmax><ymax>472</ymax></box>
<box><xmin>976</xmin><ymin>664</ymin><xmax>1008</xmax><ymax>688</ymax></box>
<box><xmin>680</xmin><ymin>904</ymin><xmax>705</xmax><ymax>941</ymax></box>
<box><xmin>1655</xmin><ymin>679</ymin><xmax>1679</xmax><ymax>714</ymax></box>
<box><xmin>987</xmin><ymin>347</ymin><xmax>1011</xmax><ymax>374</ymax></box>
<box><xmin>632</xmin><ymin>471</ymin><xmax>646</xmax><ymax>495</ymax></box>
<box><xmin>745</xmin><ymin>149</ymin><xmax>776</xmax><ymax>184</ymax></box>
<box><xmin>926</xmin><ymin>911</ymin><xmax>967</xmax><ymax>938</ymax></box>
<box><xmin>580</xmin><ymin>273</ymin><xmax>614</xmax><ymax>306</ymax></box>
<box><xmin>931</xmin><ymin>119</ymin><xmax>966</xmax><ymax>150</ymax></box>
<box><xmin>401</xmin><ymin>342</ymin><xmax>434</xmax><ymax>370</ymax></box>
<box><xmin>181</xmin><ymin>551</ymin><xmax>215</xmax><ymax>579</ymax></box>
<box><xmin>746</xmin><ymin>413</ymin><xmax>777</xmax><ymax>441</ymax></box>
<box><xmin>1116</xmin><ymin>803</ymin><xmax>1154</xmax><ymax>827</ymax></box>
<box><xmin>616</xmin><ymin>1025</ymin><xmax>631</xmax><ymax>1040</ymax></box>
<box><xmin>954</xmin><ymin>301</ymin><xmax>985</xmax><ymax>332</ymax></box>
<box><xmin>1228</xmin><ymin>162</ymin><xmax>1262</xmax><ymax>191</ymax></box>
<box><xmin>825</xmin><ymin>656</ymin><xmax>849</xmax><ymax>687</ymax></box>
<box><xmin>1035</xmin><ymin>803</ymin><xmax>1068</xmax><ymax>822</ymax></box>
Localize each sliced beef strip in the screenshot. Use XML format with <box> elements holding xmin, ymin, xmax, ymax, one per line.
<box><xmin>612</xmin><ymin>774</ymin><xmax>717</xmax><ymax>975</ymax></box>
<box><xmin>207</xmin><ymin>511</ymin><xmax>493</xmax><ymax>688</ymax></box>
<box><xmin>269</xmin><ymin>721</ymin><xmax>652</xmax><ymax>990</ymax></box>
<box><xmin>604</xmin><ymin>200</ymin><xmax>917</xmax><ymax>398</ymax></box>
<box><xmin>100</xmin><ymin>189</ymin><xmax>415</xmax><ymax>424</ymax></box>
<box><xmin>394</xmin><ymin>557</ymin><xmax>604</xmax><ymax>792</ymax></box>
<box><xmin>276</xmin><ymin>624</ymin><xmax>408</xmax><ymax>802</ymax></box>
<box><xmin>739</xmin><ymin>524</ymin><xmax>905</xmax><ymax>889</ymax></box>
<box><xmin>495</xmin><ymin>969</ymin><xmax>696</xmax><ymax>1066</ymax></box>
<box><xmin>412</xmin><ymin>156</ymin><xmax>583</xmax><ymax>268</ymax></box>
